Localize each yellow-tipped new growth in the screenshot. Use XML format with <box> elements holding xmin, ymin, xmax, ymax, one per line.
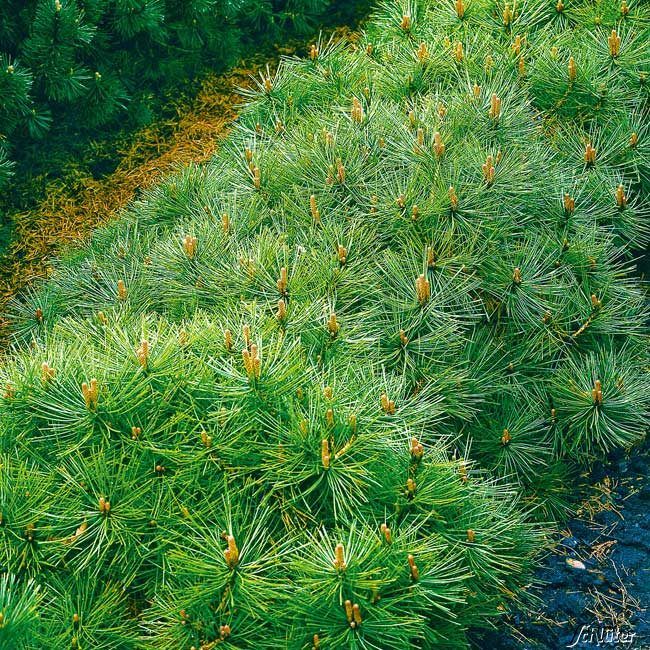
<box><xmin>242</xmin><ymin>344</ymin><xmax>261</xmax><ymax>379</ymax></box>
<box><xmin>454</xmin><ymin>41</ymin><xmax>464</xmax><ymax>62</ymax></box>
<box><xmin>408</xmin><ymin>554</ymin><xmax>419</xmax><ymax>581</ymax></box>
<box><xmin>482</xmin><ymin>155</ymin><xmax>496</xmax><ymax>184</ymax></box>
<box><xmin>564</xmin><ymin>193</ymin><xmax>575</xmax><ymax>213</ymax></box>
<box><xmin>276</xmin><ymin>299</ymin><xmax>287</xmax><ymax>320</ymax></box>
<box><xmin>615</xmin><ymin>184</ymin><xmax>627</xmax><ymax>208</ymax></box>
<box><xmin>417</xmin><ymin>42</ymin><xmax>429</xmax><ymax>62</ymax></box>
<box><xmin>277</xmin><ymin>267</ymin><xmax>288</xmax><ymax>295</ymax></box>
<box><xmin>568</xmin><ymin>56</ymin><xmax>577</xmax><ymax>82</ymax></box>
<box><xmin>183</xmin><ymin>235</ymin><xmax>198</xmax><ymax>259</ymax></box>
<box><xmin>381</xmin><ymin>392</ymin><xmax>396</xmax><ymax>415</ymax></box>
<box><xmin>449</xmin><ymin>185</ymin><xmax>459</xmax><ymax>211</ymax></box>
<box><xmin>512</xmin><ymin>267</ymin><xmax>522</xmax><ymax>284</ymax></box>
<box><xmin>489</xmin><ymin>94</ymin><xmax>501</xmax><ymax>120</ymax></box>
<box><xmin>82</xmin><ymin>378</ymin><xmax>99</xmax><ymax>410</ymax></box>
<box><xmin>224</xmin><ymin>329</ymin><xmax>233</xmax><ymax>351</ymax></box>
<box><xmin>310</xmin><ymin>194</ymin><xmax>320</xmax><ymax>223</ymax></box>
<box><xmin>584</xmin><ymin>143</ymin><xmax>597</xmax><ymax>165</ymax></box>
<box><xmin>327</xmin><ymin>313</ymin><xmax>340</xmax><ymax>337</ymax></box>
<box><xmin>321</xmin><ymin>439</ymin><xmax>331</xmax><ymax>469</ymax></box>
<box><xmin>337</xmin><ymin>244</ymin><xmax>348</xmax><ymax>265</ymax></box>
<box><xmin>334</xmin><ymin>543</ymin><xmax>346</xmax><ymax>571</ymax></box>
<box><xmin>136</xmin><ymin>339</ymin><xmax>149</xmax><ymax>369</ymax></box>
<box><xmin>224</xmin><ymin>535</ymin><xmax>240</xmax><ymax>568</ymax></box>
<box><xmin>411</xmin><ymin>437</ymin><xmax>424</xmax><ymax>460</ymax></box>
<box><xmin>608</xmin><ymin>29</ymin><xmax>621</xmax><ymax>57</ymax></box>
<box><xmin>455</xmin><ymin>0</ymin><xmax>465</xmax><ymax>18</ymax></box>
<box><xmin>592</xmin><ymin>379</ymin><xmax>603</xmax><ymax>406</ymax></box>
<box><xmin>41</xmin><ymin>362</ymin><xmax>55</xmax><ymax>383</ymax></box>
<box><xmin>433</xmin><ymin>131</ymin><xmax>445</xmax><ymax>157</ymax></box>
<box><xmin>117</xmin><ymin>280</ymin><xmax>127</xmax><ymax>300</ymax></box>
<box><xmin>400</xmin><ymin>14</ymin><xmax>411</xmax><ymax>31</ymax></box>
<box><xmin>351</xmin><ymin>97</ymin><xmax>364</xmax><ymax>124</ymax></box>
<box><xmin>380</xmin><ymin>523</ymin><xmax>392</xmax><ymax>543</ymax></box>
<box><xmin>99</xmin><ymin>496</ymin><xmax>111</xmax><ymax>515</ymax></box>
<box><xmin>501</xmin><ymin>428</ymin><xmax>511</xmax><ymax>445</ymax></box>
<box><xmin>416</xmin><ymin>273</ymin><xmax>431</xmax><ymax>305</ymax></box>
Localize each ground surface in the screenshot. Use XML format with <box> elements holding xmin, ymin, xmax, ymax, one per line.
<box><xmin>473</xmin><ymin>442</ymin><xmax>649</xmax><ymax>649</ymax></box>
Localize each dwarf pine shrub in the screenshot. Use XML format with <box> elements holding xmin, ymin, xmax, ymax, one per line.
<box><xmin>1</xmin><ymin>0</ymin><xmax>649</xmax><ymax>647</ymax></box>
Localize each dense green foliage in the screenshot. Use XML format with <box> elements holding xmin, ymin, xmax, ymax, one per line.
<box><xmin>0</xmin><ymin>0</ymin><xmax>331</xmax><ymax>189</ymax></box>
<box><xmin>1</xmin><ymin>0</ymin><xmax>649</xmax><ymax>647</ymax></box>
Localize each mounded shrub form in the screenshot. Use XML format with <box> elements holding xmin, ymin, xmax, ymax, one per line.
<box><xmin>1</xmin><ymin>0</ymin><xmax>649</xmax><ymax>647</ymax></box>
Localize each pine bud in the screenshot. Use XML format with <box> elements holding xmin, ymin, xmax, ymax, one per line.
<box><xmin>563</xmin><ymin>193</ymin><xmax>575</xmax><ymax>213</ymax></box>
<box><xmin>310</xmin><ymin>44</ymin><xmax>319</xmax><ymax>60</ymax></box>
<box><xmin>501</xmin><ymin>428</ymin><xmax>511</xmax><ymax>445</ymax></box>
<box><xmin>277</xmin><ymin>267</ymin><xmax>288</xmax><ymax>295</ymax></box>
<box><xmin>399</xmin><ymin>330</ymin><xmax>409</xmax><ymax>346</ymax></box>
<box><xmin>351</xmin><ymin>97</ymin><xmax>364</xmax><ymax>124</ymax></box>
<box><xmin>416</xmin><ymin>273</ymin><xmax>431</xmax><ymax>305</ymax></box>
<box><xmin>466</xmin><ymin>529</ymin><xmax>476</xmax><ymax>542</ymax></box>
<box><xmin>485</xmin><ymin>54</ymin><xmax>495</xmax><ymax>72</ymax></box>
<box><xmin>629</xmin><ymin>132</ymin><xmax>638</xmax><ymax>148</ymax></box>
<box><xmin>400</xmin><ymin>14</ymin><xmax>411</xmax><ymax>31</ymax></box>
<box><xmin>3</xmin><ymin>384</ymin><xmax>15</xmax><ymax>400</ymax></box>
<box><xmin>327</xmin><ymin>313</ymin><xmax>340</xmax><ymax>337</ymax></box>
<box><xmin>131</xmin><ymin>426</ymin><xmax>141</xmax><ymax>440</ymax></box>
<box><xmin>243</xmin><ymin>324</ymin><xmax>251</xmax><ymax>347</ymax></box>
<box><xmin>336</xmin><ymin>159</ymin><xmax>345</xmax><ymax>184</ymax></box>
<box><xmin>380</xmin><ymin>392</ymin><xmax>396</xmax><ymax>414</ymax></box>
<box><xmin>406</xmin><ymin>478</ymin><xmax>416</xmax><ymax>496</ymax></box>
<box><xmin>473</xmin><ymin>83</ymin><xmax>481</xmax><ymax>98</ymax></box>
<box><xmin>408</xmin><ymin>554</ymin><xmax>419</xmax><ymax>581</ymax></box>
<box><xmin>221</xmin><ymin>213</ymin><xmax>230</xmax><ymax>233</ymax></box>
<box><xmin>252</xmin><ymin>165</ymin><xmax>261</xmax><ymax>189</ymax></box>
<box><xmin>433</xmin><ymin>131</ymin><xmax>445</xmax><ymax>157</ymax></box>
<box><xmin>411</xmin><ymin>204</ymin><xmax>419</xmax><ymax>221</ymax></box>
<box><xmin>182</xmin><ymin>235</ymin><xmax>198</xmax><ymax>259</ymax></box>
<box><xmin>322</xmin><ymin>439</ymin><xmax>331</xmax><ymax>469</ymax></box>
<box><xmin>337</xmin><ymin>244</ymin><xmax>347</xmax><ymax>265</ymax></box>
<box><xmin>592</xmin><ymin>379</ymin><xmax>603</xmax><ymax>405</ymax></box>
<box><xmin>568</xmin><ymin>56</ymin><xmax>577</xmax><ymax>82</ymax></box>
<box><xmin>489</xmin><ymin>94</ymin><xmax>501</xmax><ymax>120</ymax></box>
<box><xmin>326</xmin><ymin>408</ymin><xmax>334</xmax><ymax>427</ymax></box>
<box><xmin>455</xmin><ymin>0</ymin><xmax>465</xmax><ymax>18</ymax></box>
<box><xmin>224</xmin><ymin>329</ymin><xmax>233</xmax><ymax>351</ymax></box>
<box><xmin>621</xmin><ymin>0</ymin><xmax>629</xmax><ymax>15</ymax></box>
<box><xmin>352</xmin><ymin>604</ymin><xmax>362</xmax><ymax>626</ymax></box>
<box><xmin>82</xmin><ymin>378</ymin><xmax>99</xmax><ymax>410</ymax></box>
<box><xmin>584</xmin><ymin>143</ymin><xmax>596</xmax><ymax>165</ymax></box>
<box><xmin>263</xmin><ymin>75</ymin><xmax>273</xmax><ymax>93</ymax></box>
<box><xmin>348</xmin><ymin>414</ymin><xmax>357</xmax><ymax>432</ymax></box>
<box><xmin>416</xmin><ymin>42</ymin><xmax>429</xmax><ymax>62</ymax></box>
<box><xmin>136</xmin><ymin>339</ymin><xmax>149</xmax><ymax>369</ymax></box>
<box><xmin>512</xmin><ymin>35</ymin><xmax>522</xmax><ymax>55</ymax></box>
<box><xmin>503</xmin><ymin>3</ymin><xmax>513</xmax><ymax>25</ymax></box>
<box><xmin>310</xmin><ymin>194</ymin><xmax>321</xmax><ymax>223</ymax></box>
<box><xmin>608</xmin><ymin>29</ymin><xmax>621</xmax><ymax>57</ymax></box>
<box><xmin>449</xmin><ymin>185</ymin><xmax>459</xmax><ymax>211</ymax></box>
<box><xmin>224</xmin><ymin>535</ymin><xmax>240</xmax><ymax>568</ymax></box>
<box><xmin>334</xmin><ymin>543</ymin><xmax>346</xmax><ymax>571</ymax></box>
<box><xmin>482</xmin><ymin>155</ymin><xmax>496</xmax><ymax>184</ymax></box>
<box><xmin>518</xmin><ymin>56</ymin><xmax>525</xmax><ymax>76</ymax></box>
<box><xmin>410</xmin><ymin>437</ymin><xmax>424</xmax><ymax>460</ymax></box>
<box><xmin>512</xmin><ymin>267</ymin><xmax>522</xmax><ymax>284</ymax></box>
<box><xmin>220</xmin><ymin>624</ymin><xmax>231</xmax><ymax>639</ymax></box>
<box><xmin>615</xmin><ymin>184</ymin><xmax>627</xmax><ymax>208</ymax></box>
<box><xmin>323</xmin><ymin>386</ymin><xmax>333</xmax><ymax>400</ymax></box>
<box><xmin>41</xmin><ymin>362</ymin><xmax>55</xmax><ymax>383</ymax></box>
<box><xmin>276</xmin><ymin>299</ymin><xmax>287</xmax><ymax>320</ymax></box>
<box><xmin>591</xmin><ymin>294</ymin><xmax>601</xmax><ymax>310</ymax></box>
<box><xmin>556</xmin><ymin>0</ymin><xmax>564</xmax><ymax>10</ymax></box>
<box><xmin>312</xmin><ymin>634</ymin><xmax>321</xmax><ymax>649</ymax></box>
<box><xmin>98</xmin><ymin>496</ymin><xmax>111</xmax><ymax>515</ymax></box>
<box><xmin>380</xmin><ymin>523</ymin><xmax>392</xmax><ymax>543</ymax></box>
<box><xmin>242</xmin><ymin>344</ymin><xmax>261</xmax><ymax>379</ymax></box>
<box><xmin>117</xmin><ymin>280</ymin><xmax>127</xmax><ymax>300</ymax></box>
<box><xmin>454</xmin><ymin>41</ymin><xmax>464</xmax><ymax>62</ymax></box>
<box><xmin>55</xmin><ymin>0</ymin><xmax>62</xmax><ymax>11</ymax></box>
<box><xmin>344</xmin><ymin>599</ymin><xmax>353</xmax><ymax>622</ymax></box>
